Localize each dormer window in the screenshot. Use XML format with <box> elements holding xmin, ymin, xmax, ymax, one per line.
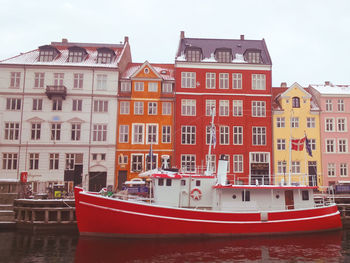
<box><xmin>245</xmin><ymin>49</ymin><xmax>262</xmax><ymax>64</ymax></box>
<box><xmin>186</xmin><ymin>47</ymin><xmax>202</xmax><ymax>62</ymax></box>
<box><xmin>215</xmin><ymin>49</ymin><xmax>232</xmax><ymax>63</ymax></box>
<box><xmin>292</xmin><ymin>97</ymin><xmax>300</xmax><ymax>108</ymax></box>
<box><xmin>67</xmin><ymin>47</ymin><xmax>87</xmax><ymax>63</ymax></box>
<box><xmin>97</xmin><ymin>48</ymin><xmax>115</xmax><ymax>64</ymax></box>
<box><xmin>38</xmin><ymin>45</ymin><xmax>59</xmax><ymax>62</ymax></box>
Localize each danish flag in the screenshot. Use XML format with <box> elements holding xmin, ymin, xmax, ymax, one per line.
<box><xmin>291</xmin><ymin>137</ymin><xmax>305</xmax><ymax>151</ymax></box>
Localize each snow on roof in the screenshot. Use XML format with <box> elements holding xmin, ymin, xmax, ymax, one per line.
<box><xmin>309</xmin><ymin>84</ymin><xmax>350</xmax><ymax>95</ymax></box>
<box><xmin>0</xmin><ymin>42</ymin><xmax>125</xmax><ymax>68</ymax></box>
<box><xmin>121</xmin><ymin>62</ymin><xmax>175</xmax><ymax>81</ymax></box>
<box><xmin>176</xmin><ymin>37</ymin><xmax>272</xmax><ymax>65</ymax></box>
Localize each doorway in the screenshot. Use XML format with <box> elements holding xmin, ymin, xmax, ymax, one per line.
<box><xmin>117</xmin><ymin>170</ymin><xmax>127</xmax><ymax>190</ymax></box>
<box><xmin>88</xmin><ymin>172</ymin><xmax>107</xmax><ymax>192</ymax></box>
<box><xmin>285</xmin><ymin>190</ymin><xmax>294</xmax><ymax>210</ymax></box>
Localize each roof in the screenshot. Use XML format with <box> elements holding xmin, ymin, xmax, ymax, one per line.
<box><xmin>0</xmin><ymin>39</ymin><xmax>127</xmax><ymax>68</ymax></box>
<box><xmin>176</xmin><ymin>34</ymin><xmax>272</xmax><ymax>65</ymax></box>
<box><xmin>121</xmin><ymin>62</ymin><xmax>175</xmax><ymax>81</ymax></box>
<box><xmin>309</xmin><ymin>83</ymin><xmax>350</xmax><ymax>95</ymax></box>
<box><xmin>272</xmin><ymin>85</ymin><xmax>320</xmax><ymax>111</ymax></box>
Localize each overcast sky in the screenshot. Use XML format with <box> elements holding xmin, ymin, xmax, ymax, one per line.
<box><xmin>0</xmin><ymin>0</ymin><xmax>349</xmax><ymax>87</ymax></box>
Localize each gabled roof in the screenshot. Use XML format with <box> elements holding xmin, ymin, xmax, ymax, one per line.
<box><xmin>0</xmin><ymin>38</ymin><xmax>128</xmax><ymax>68</ymax></box>
<box><xmin>176</xmin><ymin>32</ymin><xmax>272</xmax><ymax>65</ymax></box>
<box><xmin>121</xmin><ymin>62</ymin><xmax>174</xmax><ymax>81</ymax></box>
<box><xmin>272</xmin><ymin>83</ymin><xmax>319</xmax><ymax>111</ymax></box>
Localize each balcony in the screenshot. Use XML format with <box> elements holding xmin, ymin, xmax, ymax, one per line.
<box><xmin>46</xmin><ymin>85</ymin><xmax>67</xmax><ymax>100</ymax></box>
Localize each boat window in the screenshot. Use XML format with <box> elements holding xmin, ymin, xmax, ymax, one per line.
<box><xmin>302</xmin><ymin>190</ymin><xmax>309</xmax><ymax>201</ymax></box>
<box><xmin>196</xmin><ymin>180</ymin><xmax>201</xmax><ymax>187</ymax></box>
<box><xmin>242</xmin><ymin>190</ymin><xmax>250</xmax><ymax>202</ymax></box>
<box><xmin>181</xmin><ymin>180</ymin><xmax>186</xmax><ymax>186</ymax></box>
<box><xmin>158</xmin><ymin>178</ymin><xmax>164</xmax><ymax>186</ymax></box>
<box><xmin>166</xmin><ymin>179</ymin><xmax>172</xmax><ymax>186</ymax></box>
<box><xmin>232</xmin><ymin>194</ymin><xmax>236</xmax><ymax>199</ymax></box>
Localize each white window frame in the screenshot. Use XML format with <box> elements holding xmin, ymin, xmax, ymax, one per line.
<box><xmin>49</xmin><ymin>153</ymin><xmax>59</xmax><ymax>170</ymax></box>
<box><xmin>219</xmin><ymin>126</ymin><xmax>230</xmax><ymax>145</ymax></box>
<box><xmin>132</xmin><ymin>124</ymin><xmax>144</xmax><ymax>144</ymax></box>
<box><xmin>73</xmin><ymin>73</ymin><xmax>84</xmax><ymax>89</ymax></box>
<box><xmin>96</xmin><ymin>74</ymin><xmax>107</xmax><ymax>90</ymax></box>
<box><xmin>32</xmin><ymin>98</ymin><xmax>43</xmax><ymax>111</ymax></box>
<box><xmin>121</xmin><ymin>82</ymin><xmax>131</xmax><ymax>92</ymax></box>
<box><xmin>219</xmin><ymin>73</ymin><xmax>229</xmax><ymax>89</ymax></box>
<box><xmin>71</xmin><ymin>123</ymin><xmax>81</xmax><ymax>141</ymax></box>
<box><xmin>92</xmin><ymin>124</ymin><xmax>107</xmax><ymax>142</ymax></box>
<box><xmin>219</xmin><ymin>100</ymin><xmax>229</xmax><ymax>116</ymax></box>
<box><xmin>338</xmin><ymin>139</ymin><xmax>348</xmax><ymax>153</ymax></box>
<box><xmin>233</xmin><ymin>100</ymin><xmax>243</xmax><ymax>116</ymax></box>
<box><xmin>72</xmin><ymin>99</ymin><xmax>82</xmax><ymax>112</ymax></box>
<box><xmin>340</xmin><ymin>163</ymin><xmax>348</xmax><ymax>177</ymax></box>
<box><xmin>134</xmin><ymin>101</ymin><xmax>144</xmax><ymax>115</ymax></box>
<box><xmin>252</xmin><ymin>101</ymin><xmax>266</xmax><ymax>117</ymax></box>
<box><xmin>162</xmin><ymin>82</ymin><xmax>172</xmax><ymax>93</ymax></box>
<box><xmin>233</xmin><ymin>126</ymin><xmax>243</xmax><ymax>145</ymax></box>
<box><xmin>146</xmin><ymin>124</ymin><xmax>158</xmax><ymax>144</ymax></box>
<box><xmin>120</xmin><ymin>101</ymin><xmax>130</xmax><ymax>115</ymax></box>
<box><xmin>162</xmin><ymin>102</ymin><xmax>171</xmax><ymax>115</ymax></box>
<box><xmin>325</xmin><ymin>99</ymin><xmax>333</xmax><ymax>112</ymax></box>
<box><xmin>206</xmin><ymin>100</ymin><xmax>216</xmax><ymax>116</ymax></box>
<box><xmin>131</xmin><ymin>154</ymin><xmax>144</xmax><ymax>172</ymax></box>
<box><xmin>252</xmin><ymin>127</ymin><xmax>266</xmax><ymax>145</ymax></box>
<box><xmin>290</xmin><ymin>117</ymin><xmax>299</xmax><ymax>128</ymax></box>
<box><xmin>326</xmin><ymin>139</ymin><xmax>335</xmax><ymax>153</ymax></box>
<box><xmin>50</xmin><ymin>123</ymin><xmax>61</xmax><ymax>141</ymax></box>
<box><xmin>232</xmin><ymin>73</ymin><xmax>242</xmax><ymax>89</ymax></box>
<box><xmin>206</xmin><ymin>73</ymin><xmax>216</xmax><ymax>89</ymax></box>
<box><xmin>307</xmin><ymin>117</ymin><xmax>315</xmax><ymax>128</ymax></box>
<box><xmin>276</xmin><ymin>117</ymin><xmax>285</xmax><ymax>128</ymax></box>
<box><xmin>162</xmin><ymin>125</ymin><xmax>171</xmax><ymax>143</ymax></box>
<box><xmin>148</xmin><ymin>102</ymin><xmax>158</xmax><ymax>115</ymax></box>
<box><xmin>4</xmin><ymin>122</ymin><xmax>20</xmax><ymax>140</ymax></box>
<box><xmin>6</xmin><ymin>98</ymin><xmax>21</xmax><ymax>111</ymax></box>
<box><xmin>325</xmin><ymin>118</ymin><xmax>335</xmax><ymax>132</ymax></box>
<box><xmin>181</xmin><ymin>154</ymin><xmax>196</xmax><ymax>172</ymax></box>
<box><xmin>29</xmin><ymin>153</ymin><xmax>39</xmax><ymax>170</ymax></box>
<box><xmin>338</xmin><ymin>99</ymin><xmax>345</xmax><ymax>112</ymax></box>
<box><xmin>2</xmin><ymin>153</ymin><xmax>18</xmax><ymax>170</ymax></box>
<box><xmin>31</xmin><ymin>123</ymin><xmax>41</xmax><ymax>140</ymax></box>
<box><xmin>148</xmin><ymin>82</ymin><xmax>158</xmax><ymax>92</ymax></box>
<box><xmin>181</xmin><ymin>99</ymin><xmax>196</xmax><ymax>116</ymax></box>
<box><xmin>10</xmin><ymin>72</ymin><xmax>21</xmax><ymax>88</ymax></box>
<box><xmin>277</xmin><ymin>139</ymin><xmax>286</xmax><ymax>150</ymax></box>
<box><xmin>327</xmin><ymin>163</ymin><xmax>336</xmax><ymax>177</ymax></box>
<box><xmin>291</xmin><ymin>161</ymin><xmax>301</xmax><ymax>174</ymax></box>
<box><xmin>181</xmin><ymin>72</ymin><xmax>196</xmax><ymax>89</ymax></box>
<box><xmin>119</xmin><ymin>125</ymin><xmax>129</xmax><ymax>143</ymax></box>
<box><xmin>93</xmin><ymin>100</ymin><xmax>108</xmax><ymax>112</ymax></box>
<box><xmin>337</xmin><ymin>118</ymin><xmax>347</xmax><ymax>132</ymax></box>
<box><xmin>252</xmin><ymin>74</ymin><xmax>266</xmax><ymax>90</ymax></box>
<box><xmin>181</xmin><ymin>125</ymin><xmax>196</xmax><ymax>145</ymax></box>
<box><xmin>34</xmin><ymin>73</ymin><xmax>45</xmax><ymax>88</ymax></box>
<box><xmin>233</xmin><ymin>155</ymin><xmax>243</xmax><ymax>173</ymax></box>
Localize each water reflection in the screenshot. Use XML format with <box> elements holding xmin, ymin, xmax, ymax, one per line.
<box><xmin>75</xmin><ymin>231</ymin><xmax>344</xmax><ymax>263</ymax></box>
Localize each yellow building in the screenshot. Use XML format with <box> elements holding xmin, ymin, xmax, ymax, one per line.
<box><xmin>272</xmin><ymin>83</ymin><xmax>323</xmax><ymax>188</ymax></box>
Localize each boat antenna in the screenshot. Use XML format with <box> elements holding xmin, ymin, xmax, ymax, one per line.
<box><xmin>205</xmin><ymin>107</ymin><xmax>216</xmax><ymax>175</ymax></box>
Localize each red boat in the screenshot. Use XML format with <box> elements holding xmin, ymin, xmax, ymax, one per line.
<box><xmin>74</xmin><ymin>110</ymin><xmax>342</xmax><ymax>237</ymax></box>
<box><xmin>74</xmin><ymin>167</ymin><xmax>342</xmax><ymax>237</ymax></box>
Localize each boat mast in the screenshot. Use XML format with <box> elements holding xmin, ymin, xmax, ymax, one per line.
<box><xmin>205</xmin><ymin>107</ymin><xmax>215</xmax><ymax>175</ymax></box>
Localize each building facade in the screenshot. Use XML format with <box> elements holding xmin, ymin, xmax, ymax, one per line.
<box><xmin>174</xmin><ymin>32</ymin><xmax>273</xmax><ymax>185</ymax></box>
<box><xmin>116</xmin><ymin>61</ymin><xmax>175</xmax><ymax>188</ymax></box>
<box><xmin>272</xmin><ymin>83</ymin><xmax>322</xmax><ymax>187</ymax></box>
<box><xmin>309</xmin><ymin>82</ymin><xmax>350</xmax><ymax>187</ymax></box>
<box><xmin>0</xmin><ymin>38</ymin><xmax>131</xmax><ymax>193</ymax></box>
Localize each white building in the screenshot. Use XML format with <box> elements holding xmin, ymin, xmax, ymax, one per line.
<box><xmin>0</xmin><ymin>38</ymin><xmax>131</xmax><ymax>193</ymax></box>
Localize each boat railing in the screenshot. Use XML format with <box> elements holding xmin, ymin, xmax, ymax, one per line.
<box><xmin>314</xmin><ymin>186</ymin><xmax>336</xmax><ymax>207</ymax></box>
<box><xmin>112</xmin><ymin>192</ymin><xmax>154</xmax><ymax>203</ymax></box>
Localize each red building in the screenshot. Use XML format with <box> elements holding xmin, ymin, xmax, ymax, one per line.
<box><xmin>174</xmin><ymin>32</ymin><xmax>273</xmax><ymax>184</ymax></box>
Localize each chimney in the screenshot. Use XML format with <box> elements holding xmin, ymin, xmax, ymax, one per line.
<box><xmin>280</xmin><ymin>82</ymin><xmax>287</xmax><ymax>88</ymax></box>
<box><xmin>124</xmin><ymin>36</ymin><xmax>129</xmax><ymax>43</ymax></box>
<box><xmin>180</xmin><ymin>31</ymin><xmax>185</xmax><ymax>39</ymax></box>
<box><xmin>240</xmin><ymin>35</ymin><xmax>245</xmax><ymax>40</ymax></box>
<box><xmin>62</xmin><ymin>38</ymin><xmax>68</xmax><ymax>44</ymax></box>
<box><xmin>325</xmin><ymin>81</ymin><xmax>331</xmax><ymax>86</ymax></box>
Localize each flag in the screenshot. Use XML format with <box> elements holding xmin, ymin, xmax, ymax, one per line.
<box><xmin>305</xmin><ymin>136</ymin><xmax>313</xmax><ymax>157</ymax></box>
<box><xmin>291</xmin><ymin>137</ymin><xmax>305</xmax><ymax>151</ymax></box>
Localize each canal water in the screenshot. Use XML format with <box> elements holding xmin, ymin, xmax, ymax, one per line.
<box><xmin>1</xmin><ymin>229</ymin><xmax>350</xmax><ymax>263</ymax></box>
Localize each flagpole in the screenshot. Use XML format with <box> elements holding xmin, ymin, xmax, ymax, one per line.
<box><xmin>304</xmin><ymin>132</ymin><xmax>307</xmax><ymax>186</ymax></box>
<box><xmin>206</xmin><ymin>107</ymin><xmax>215</xmax><ymax>175</ymax></box>
<box><xmin>289</xmin><ymin>110</ymin><xmax>293</xmax><ymax>186</ymax></box>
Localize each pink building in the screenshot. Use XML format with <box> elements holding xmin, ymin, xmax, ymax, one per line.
<box><xmin>309</xmin><ymin>82</ymin><xmax>350</xmax><ymax>187</ymax></box>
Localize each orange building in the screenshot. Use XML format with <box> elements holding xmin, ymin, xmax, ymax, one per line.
<box><xmin>116</xmin><ymin>61</ymin><xmax>175</xmax><ymax>188</ymax></box>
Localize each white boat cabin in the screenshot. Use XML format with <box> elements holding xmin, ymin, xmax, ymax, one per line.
<box><xmin>151</xmin><ymin>160</ymin><xmax>316</xmax><ymax>212</ymax></box>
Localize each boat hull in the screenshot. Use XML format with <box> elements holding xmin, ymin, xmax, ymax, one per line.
<box><xmin>74</xmin><ymin>187</ymin><xmax>342</xmax><ymax>237</ymax></box>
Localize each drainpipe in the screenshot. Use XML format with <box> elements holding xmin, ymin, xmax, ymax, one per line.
<box><xmin>87</xmin><ymin>69</ymin><xmax>95</xmax><ymax>190</ymax></box>
<box><xmin>17</xmin><ymin>65</ymin><xmax>27</xmax><ymax>180</ymax></box>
